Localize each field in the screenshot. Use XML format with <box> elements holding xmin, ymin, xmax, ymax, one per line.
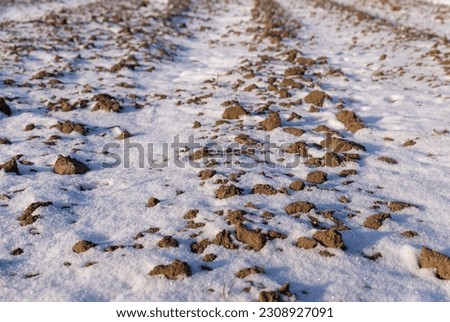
<box><xmin>0</xmin><ymin>0</ymin><xmax>449</xmax><ymax>301</ymax></box>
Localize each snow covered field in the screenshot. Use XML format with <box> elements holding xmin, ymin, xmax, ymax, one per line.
<box><xmin>0</xmin><ymin>0</ymin><xmax>449</xmax><ymax>301</ymax></box>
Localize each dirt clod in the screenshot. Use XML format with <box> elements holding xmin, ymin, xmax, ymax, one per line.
<box><xmin>52</xmin><ymin>120</ymin><xmax>86</xmax><ymax>135</ymax></box>
<box><xmin>313</xmin><ymin>229</ymin><xmax>346</xmax><ymax>249</ymax></box>
<box><xmin>363</xmin><ymin>213</ymin><xmax>391</xmax><ymax>230</ymax></box>
<box><xmin>222</xmin><ymin>103</ymin><xmax>249</xmax><ymax>119</ymax></box>
<box><xmin>236</xmin><ymin>266</ymin><xmax>264</xmax><ymax>278</ymax></box>
<box><xmin>213</xmin><ymin>230</ymin><xmax>238</xmax><ymax>250</ymax></box>
<box><xmin>296</xmin><ymin>237</ymin><xmax>318</xmax><ymax>249</ymax></box>
<box><xmin>401</xmin><ymin>230</ymin><xmax>418</xmax><ymax>238</ymax></box>
<box><xmin>259</xmin><ymin>112</ymin><xmax>281</xmax><ymax>131</ymax></box>
<box><xmin>320</xmin><ymin>137</ymin><xmax>365</xmax><ymax>152</ymax></box>
<box><xmin>284</xmin><ymin>141</ymin><xmax>308</xmax><ymax>157</ymax></box>
<box><xmin>149</xmin><ymin>259</ymin><xmax>192</xmax><ymax>280</ymax></box>
<box><xmin>388</xmin><ymin>201</ymin><xmax>416</xmax><ymax>212</ymax></box>
<box><xmin>307</xmin><ymin>171</ymin><xmax>327</xmax><ymax>184</ymax></box>
<box><xmin>258</xmin><ymin>291</ymin><xmax>280</xmax><ymax>302</ymax></box>
<box><xmin>378</xmin><ymin>156</ymin><xmax>398</xmax><ymax>164</ymax></box>
<box><xmin>92</xmin><ymin>94</ymin><xmax>122</xmax><ymax>112</ymax></box>
<box><xmin>285</xmin><ymin>201</ymin><xmax>316</xmax><ymax>216</ymax></box>
<box><xmin>215</xmin><ymin>184</ymin><xmax>241</xmax><ymax>199</ymax></box>
<box><xmin>116</xmin><ymin>130</ymin><xmax>132</xmax><ymax>140</ymax></box>
<box><xmin>0</xmin><ymin>97</ymin><xmax>12</xmax><ymax>116</ymax></box>
<box><xmin>157</xmin><ymin>236</ymin><xmax>179</xmax><ymax>248</ymax></box>
<box><xmin>283</xmin><ymin>127</ymin><xmax>304</xmax><ymax>137</ymax></box>
<box><xmin>199</xmin><ymin>169</ymin><xmax>216</xmax><ymax>180</ymax></box>
<box><xmin>323</xmin><ymin>152</ymin><xmax>343</xmax><ymax>167</ymax></box>
<box><xmin>54</xmin><ymin>155</ymin><xmax>90</xmax><ymax>175</ymax></box>
<box><xmin>235</xmin><ymin>223</ymin><xmax>266</xmax><ymax>251</ymax></box>
<box><xmin>251</xmin><ymin>184</ymin><xmax>277</xmax><ymax>195</ymax></box>
<box><xmin>1</xmin><ymin>159</ymin><xmax>19</xmax><ymax>174</ymax></box>
<box><xmin>19</xmin><ymin>201</ymin><xmax>52</xmax><ymax>226</ymax></box>
<box><xmin>72</xmin><ymin>240</ymin><xmax>97</xmax><ymax>253</ymax></box>
<box><xmin>10</xmin><ymin>248</ymin><xmax>24</xmax><ymax>256</ymax></box>
<box><xmin>289</xmin><ymin>180</ymin><xmax>305</xmax><ymax>191</ymax></box>
<box><xmin>304</xmin><ymin>90</ymin><xmax>330</xmax><ymax>107</ymax></box>
<box><xmin>336</xmin><ymin>110</ymin><xmax>365</xmax><ymax>133</ymax></box>
<box><xmin>147</xmin><ymin>197</ymin><xmax>160</xmax><ymax>208</ymax></box>
<box><xmin>203</xmin><ymin>253</ymin><xmax>217</xmax><ymax>262</ymax></box>
<box><xmin>419</xmin><ymin>247</ymin><xmax>450</xmax><ymax>280</ymax></box>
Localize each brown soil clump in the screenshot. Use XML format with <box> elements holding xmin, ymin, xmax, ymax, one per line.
<box><xmin>147</xmin><ymin>197</ymin><xmax>160</xmax><ymax>208</ymax></box>
<box><xmin>190</xmin><ymin>148</ymin><xmax>211</xmax><ymax>161</ymax></box>
<box><xmin>251</xmin><ymin>184</ymin><xmax>277</xmax><ymax>195</ymax></box>
<box><xmin>10</xmin><ymin>248</ymin><xmax>24</xmax><ymax>256</ymax></box>
<box><xmin>157</xmin><ymin>236</ymin><xmax>179</xmax><ymax>248</ymax></box>
<box><xmin>235</xmin><ymin>134</ymin><xmax>259</xmax><ymax>145</ymax></box>
<box><xmin>236</xmin><ymin>266</ymin><xmax>264</xmax><ymax>278</ymax></box>
<box><xmin>47</xmin><ymin>98</ymin><xmax>75</xmax><ymax>112</ymax></box>
<box><xmin>402</xmin><ymin>139</ymin><xmax>416</xmax><ymax>147</ymax></box>
<box><xmin>307</xmin><ymin>171</ymin><xmax>328</xmax><ymax>184</ymax></box>
<box><xmin>52</xmin><ymin>120</ymin><xmax>86</xmax><ymax>135</ymax></box>
<box><xmin>296</xmin><ymin>237</ymin><xmax>318</xmax><ymax>249</ymax></box>
<box><xmin>339</xmin><ymin>169</ymin><xmax>357</xmax><ymax>177</ymax></box>
<box><xmin>419</xmin><ymin>247</ymin><xmax>450</xmax><ymax>280</ymax></box>
<box><xmin>289</xmin><ymin>180</ymin><xmax>305</xmax><ymax>191</ymax></box>
<box><xmin>72</xmin><ymin>240</ymin><xmax>97</xmax><ymax>253</ymax></box>
<box><xmin>320</xmin><ymin>137</ymin><xmax>365</xmax><ymax>152</ymax></box>
<box><xmin>184</xmin><ymin>209</ymin><xmax>199</xmax><ymax>219</ymax></box>
<box><xmin>285</xmin><ymin>201</ymin><xmax>316</xmax><ymax>216</ymax></box>
<box><xmin>0</xmin><ymin>97</ymin><xmax>12</xmax><ymax>116</ymax></box>
<box><xmin>284</xmin><ymin>141</ymin><xmax>308</xmax><ymax>157</ymax></box>
<box><xmin>235</xmin><ymin>223</ymin><xmax>266</xmax><ymax>251</ymax></box>
<box><xmin>226</xmin><ymin>210</ymin><xmax>246</xmax><ymax>225</ymax></box>
<box><xmin>284</xmin><ymin>66</ymin><xmax>306</xmax><ymax>77</ymax></box>
<box><xmin>313</xmin><ymin>229</ymin><xmax>346</xmax><ymax>249</ymax></box>
<box><xmin>92</xmin><ymin>94</ymin><xmax>122</xmax><ymax>112</ymax></box>
<box><xmin>222</xmin><ymin>103</ymin><xmax>249</xmax><ymax>119</ymax></box>
<box><xmin>388</xmin><ymin>201</ymin><xmax>416</xmax><ymax>212</ymax></box>
<box><xmin>19</xmin><ymin>201</ymin><xmax>52</xmax><ymax>226</ymax></box>
<box><xmin>54</xmin><ymin>155</ymin><xmax>90</xmax><ymax>175</ymax></box>
<box><xmin>24</xmin><ymin>123</ymin><xmax>35</xmax><ymax>131</ymax></box>
<box><xmin>199</xmin><ymin>169</ymin><xmax>216</xmax><ymax>180</ymax></box>
<box><xmin>378</xmin><ymin>156</ymin><xmax>398</xmax><ymax>164</ymax></box>
<box><xmin>258</xmin><ymin>291</ymin><xmax>280</xmax><ymax>302</ymax></box>
<box><xmin>1</xmin><ymin>159</ymin><xmax>19</xmax><ymax>174</ymax></box>
<box><xmin>363</xmin><ymin>213</ymin><xmax>391</xmax><ymax>230</ymax></box>
<box><xmin>304</xmin><ymin>90</ymin><xmax>330</xmax><ymax>107</ymax></box>
<box><xmin>323</xmin><ymin>152</ymin><xmax>343</xmax><ymax>167</ymax></box>
<box><xmin>259</xmin><ymin>112</ymin><xmax>281</xmax><ymax>131</ymax></box>
<box><xmin>116</xmin><ymin>130</ymin><xmax>132</xmax><ymax>140</ymax></box>
<box><xmin>213</xmin><ymin>230</ymin><xmax>238</xmax><ymax>250</ymax></box>
<box><xmin>149</xmin><ymin>260</ymin><xmax>192</xmax><ymax>280</ymax></box>
<box><xmin>203</xmin><ymin>254</ymin><xmax>217</xmax><ymax>262</ymax></box>
<box><xmin>190</xmin><ymin>239</ymin><xmax>211</xmax><ymax>254</ymax></box>
<box><xmin>0</xmin><ymin>137</ymin><xmax>11</xmax><ymax>145</ymax></box>
<box><xmin>283</xmin><ymin>127</ymin><xmax>305</xmax><ymax>137</ymax></box>
<box><xmin>336</xmin><ymin>110</ymin><xmax>365</xmax><ymax>133</ymax></box>
<box><xmin>401</xmin><ymin>230</ymin><xmax>418</xmax><ymax>238</ymax></box>
<box><xmin>215</xmin><ymin>184</ymin><xmax>241</xmax><ymax>199</ymax></box>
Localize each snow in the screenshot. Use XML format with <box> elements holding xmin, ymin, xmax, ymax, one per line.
<box><xmin>0</xmin><ymin>0</ymin><xmax>449</xmax><ymax>302</ymax></box>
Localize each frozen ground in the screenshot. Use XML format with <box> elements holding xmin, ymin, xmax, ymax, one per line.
<box><xmin>0</xmin><ymin>0</ymin><xmax>449</xmax><ymax>301</ymax></box>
